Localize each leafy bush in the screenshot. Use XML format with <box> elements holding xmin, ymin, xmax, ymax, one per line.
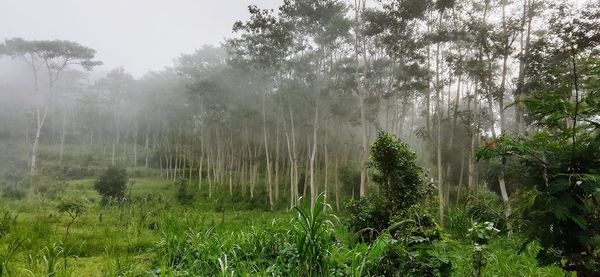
<box><xmin>362</xmin><ymin>211</ymin><xmax>452</xmax><ymax>277</ymax></box>
<box><xmin>337</xmin><ymin>164</ymin><xmax>360</xmax><ymax>197</ymax></box>
<box><xmin>466</xmin><ymin>187</ymin><xmax>508</xmax><ymax>231</ymax></box>
<box><xmin>346</xmin><ymin>192</ymin><xmax>391</xmax><ymax>242</ymax></box>
<box><xmin>347</xmin><ymin>131</ymin><xmax>428</xmax><ymax>241</ymax></box>
<box><xmin>175</xmin><ymin>179</ymin><xmax>194</xmax><ymax>205</ymax></box>
<box><xmin>468</xmin><ymin>221</ymin><xmax>499</xmax><ymax>276</ymax></box>
<box><xmin>94</xmin><ymin>166</ymin><xmax>128</xmax><ymax>204</ymax></box>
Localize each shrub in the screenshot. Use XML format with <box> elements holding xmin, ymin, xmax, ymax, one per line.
<box><xmin>337</xmin><ymin>164</ymin><xmax>361</xmax><ymax>197</ymax></box>
<box><xmin>468</xmin><ymin>221</ymin><xmax>499</xmax><ymax>276</ymax></box>
<box><xmin>364</xmin><ymin>211</ymin><xmax>452</xmax><ymax>276</ymax></box>
<box><xmin>347</xmin><ymin>131</ymin><xmax>428</xmax><ymax>241</ymax></box>
<box><xmin>466</xmin><ymin>186</ymin><xmax>508</xmax><ymax>231</ymax></box>
<box><xmin>57</xmin><ymin>198</ymin><xmax>88</xmax><ymax>239</ymax></box>
<box><xmin>94</xmin><ymin>166</ymin><xmax>128</xmax><ymax>204</ymax></box>
<box><xmin>175</xmin><ymin>179</ymin><xmax>194</xmax><ymax>205</ymax></box>
<box><xmin>346</xmin><ymin>192</ymin><xmax>390</xmax><ymax>242</ymax></box>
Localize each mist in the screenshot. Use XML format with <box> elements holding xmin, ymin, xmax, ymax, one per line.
<box><xmin>0</xmin><ymin>0</ymin><xmax>599</xmax><ymax>275</ymax></box>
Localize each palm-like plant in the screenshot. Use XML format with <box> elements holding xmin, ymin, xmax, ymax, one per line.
<box><xmin>292</xmin><ymin>193</ymin><xmax>336</xmax><ymax>276</ymax></box>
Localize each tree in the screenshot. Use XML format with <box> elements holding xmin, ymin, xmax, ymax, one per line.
<box><xmin>94</xmin><ymin>166</ymin><xmax>128</xmax><ymax>204</ymax></box>
<box><xmin>370</xmin><ymin>131</ymin><xmax>428</xmax><ymax>214</ymax></box>
<box><xmin>0</xmin><ymin>38</ymin><xmax>101</xmax><ymax>173</ymax></box>
<box><xmin>57</xmin><ymin>198</ymin><xmax>88</xmax><ymax>240</ymax></box>
<box><xmin>348</xmin><ymin>131</ymin><xmax>428</xmax><ymax>240</ymax></box>
<box><xmin>478</xmin><ymin>3</ymin><xmax>600</xmax><ymax>274</ymax></box>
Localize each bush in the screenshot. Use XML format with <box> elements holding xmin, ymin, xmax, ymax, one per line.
<box><xmin>175</xmin><ymin>179</ymin><xmax>194</xmax><ymax>205</ymax></box>
<box><xmin>347</xmin><ymin>131</ymin><xmax>428</xmax><ymax>241</ymax></box>
<box><xmin>363</xmin><ymin>211</ymin><xmax>452</xmax><ymax>276</ymax></box>
<box><xmin>346</xmin><ymin>192</ymin><xmax>391</xmax><ymax>242</ymax></box>
<box><xmin>467</xmin><ymin>186</ymin><xmax>508</xmax><ymax>232</ymax></box>
<box><xmin>338</xmin><ymin>164</ymin><xmax>360</xmax><ymax>197</ymax></box>
<box><xmin>94</xmin><ymin>166</ymin><xmax>128</xmax><ymax>204</ymax></box>
<box><xmin>468</xmin><ymin>221</ymin><xmax>499</xmax><ymax>276</ymax></box>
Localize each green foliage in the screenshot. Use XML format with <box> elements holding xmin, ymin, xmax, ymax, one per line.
<box><xmin>468</xmin><ymin>221</ymin><xmax>499</xmax><ymax>246</ymax></box>
<box><xmin>0</xmin><ymin>236</ymin><xmax>26</xmax><ymax>276</ymax></box>
<box><xmin>360</xmin><ymin>210</ymin><xmax>452</xmax><ymax>277</ymax></box>
<box><xmin>0</xmin><ymin>208</ymin><xmax>17</xmax><ymax>239</ymax></box>
<box><xmin>468</xmin><ymin>222</ymin><xmax>499</xmax><ymax>277</ymax></box>
<box><xmin>346</xmin><ymin>192</ymin><xmax>390</xmax><ymax>242</ymax></box>
<box><xmin>369</xmin><ymin>131</ymin><xmax>428</xmax><ymax>214</ymax></box>
<box><xmin>57</xmin><ymin>198</ymin><xmax>88</xmax><ymax>240</ymax></box>
<box><xmin>94</xmin><ymin>166</ymin><xmax>128</xmax><ymax>204</ymax></box>
<box><xmin>292</xmin><ymin>193</ymin><xmax>335</xmax><ymax>276</ymax></box>
<box><xmin>390</xmin><ymin>211</ymin><xmax>452</xmax><ymax>277</ymax></box>
<box><xmin>348</xmin><ymin>131</ymin><xmax>428</xmax><ymax>241</ymax></box>
<box><xmin>175</xmin><ymin>179</ymin><xmax>194</xmax><ymax>205</ymax></box>
<box><xmin>337</xmin><ymin>164</ymin><xmax>361</xmax><ymax>197</ymax></box>
<box><xmin>0</xmin><ymin>37</ymin><xmax>102</xmax><ymax>70</ymax></box>
<box><xmin>466</xmin><ymin>187</ymin><xmax>509</xmax><ymax>232</ymax></box>
<box><xmin>39</xmin><ymin>242</ymin><xmax>65</xmax><ymax>277</ymax></box>
<box><xmin>477</xmin><ymin>50</ymin><xmax>600</xmax><ymax>274</ymax></box>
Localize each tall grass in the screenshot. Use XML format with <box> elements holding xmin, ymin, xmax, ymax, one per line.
<box><xmin>292</xmin><ymin>193</ymin><xmax>335</xmax><ymax>276</ymax></box>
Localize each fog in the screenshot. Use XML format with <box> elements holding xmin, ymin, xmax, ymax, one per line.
<box><xmin>0</xmin><ymin>0</ymin><xmax>282</xmax><ymax>76</ymax></box>
<box><xmin>0</xmin><ymin>0</ymin><xmax>598</xmax><ymax>275</ymax></box>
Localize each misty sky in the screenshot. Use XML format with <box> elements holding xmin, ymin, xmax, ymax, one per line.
<box><xmin>0</xmin><ymin>0</ymin><xmax>283</xmax><ymax>77</ymax></box>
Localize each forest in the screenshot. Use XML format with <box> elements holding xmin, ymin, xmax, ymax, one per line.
<box><xmin>0</xmin><ymin>0</ymin><xmax>599</xmax><ymax>276</ymax></box>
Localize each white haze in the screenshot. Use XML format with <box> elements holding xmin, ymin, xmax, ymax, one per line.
<box><xmin>0</xmin><ymin>0</ymin><xmax>283</xmax><ymax>77</ymax></box>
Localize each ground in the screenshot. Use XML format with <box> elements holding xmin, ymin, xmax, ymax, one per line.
<box><xmin>0</xmin><ymin>175</ymin><xmax>565</xmax><ymax>276</ymax></box>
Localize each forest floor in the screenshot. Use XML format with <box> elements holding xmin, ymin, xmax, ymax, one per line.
<box><xmin>1</xmin><ymin>176</ymin><xmax>565</xmax><ymax>276</ymax></box>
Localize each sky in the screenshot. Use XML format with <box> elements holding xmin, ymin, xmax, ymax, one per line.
<box><xmin>0</xmin><ymin>0</ymin><xmax>283</xmax><ymax>77</ymax></box>
<box><xmin>1</xmin><ymin>0</ymin><xmax>588</xmax><ymax>78</ymax></box>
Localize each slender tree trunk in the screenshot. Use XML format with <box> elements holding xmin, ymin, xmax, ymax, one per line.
<box><xmin>29</xmin><ymin>67</ymin><xmax>42</xmax><ymax>174</ymax></box>
<box><xmin>324</xmin><ymin>122</ymin><xmax>329</xmax><ymax>205</ymax></box>
<box><xmin>262</xmin><ymin>94</ymin><xmax>274</xmax><ymax>209</ymax></box>
<box><xmin>144</xmin><ymin>125</ymin><xmax>150</xmax><ymax>168</ymax></box>
<box><xmin>309</xmin><ymin>104</ymin><xmax>318</xmax><ymax>208</ymax></box>
<box><xmin>133</xmin><ymin>122</ymin><xmax>138</xmax><ymax>167</ymax></box>
<box><xmin>59</xmin><ymin>109</ymin><xmax>67</xmax><ymax>162</ymax></box>
<box><xmin>275</xmin><ymin>120</ymin><xmax>280</xmax><ymax>202</ymax></box>
<box><xmin>335</xmin><ymin>155</ymin><xmax>339</xmax><ymax>211</ymax></box>
<box><xmin>469</xmin><ymin>82</ymin><xmax>480</xmax><ymax>196</ymax></box>
<box><xmin>435</xmin><ymin>12</ymin><xmax>445</xmax><ymax>225</ymax></box>
<box><xmin>456</xmin><ymin>152</ymin><xmax>465</xmax><ymax>205</ymax></box>
<box><xmin>515</xmin><ymin>0</ymin><xmax>533</xmax><ymax>135</ymax></box>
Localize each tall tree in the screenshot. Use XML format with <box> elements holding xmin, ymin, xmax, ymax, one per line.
<box><xmin>0</xmin><ymin>38</ymin><xmax>101</xmax><ymax>173</ymax></box>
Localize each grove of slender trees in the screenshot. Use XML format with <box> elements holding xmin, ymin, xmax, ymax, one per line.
<box><xmin>0</xmin><ymin>0</ymin><xmax>598</xmax><ymax>217</ymax></box>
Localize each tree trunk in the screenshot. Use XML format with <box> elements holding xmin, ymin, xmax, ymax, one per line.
<box><xmin>262</xmin><ymin>94</ymin><xmax>274</xmax><ymax>209</ymax></box>
<box><xmin>59</xmin><ymin>109</ymin><xmax>67</xmax><ymax>162</ymax></box>
<box><xmin>435</xmin><ymin>12</ymin><xmax>445</xmax><ymax>225</ymax></box>
<box><xmin>144</xmin><ymin>125</ymin><xmax>150</xmax><ymax>168</ymax></box>
<box><xmin>309</xmin><ymin>104</ymin><xmax>318</xmax><ymax>208</ymax></box>
<box><xmin>515</xmin><ymin>0</ymin><xmax>534</xmax><ymax>135</ymax></box>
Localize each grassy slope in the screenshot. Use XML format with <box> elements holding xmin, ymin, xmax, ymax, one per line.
<box><xmin>1</xmin><ymin>176</ymin><xmax>564</xmax><ymax>276</ymax></box>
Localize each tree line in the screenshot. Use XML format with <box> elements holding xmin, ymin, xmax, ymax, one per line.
<box><xmin>0</xmin><ymin>0</ymin><xmax>598</xmax><ymax>216</ymax></box>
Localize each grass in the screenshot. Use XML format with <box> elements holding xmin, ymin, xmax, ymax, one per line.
<box><xmin>0</xmin><ymin>174</ymin><xmax>566</xmax><ymax>276</ymax></box>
